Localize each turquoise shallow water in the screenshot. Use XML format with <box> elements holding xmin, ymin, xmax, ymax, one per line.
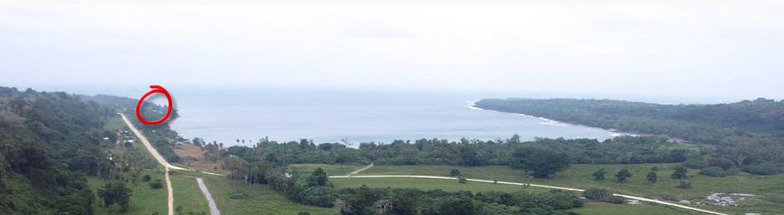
<box><xmin>165</xmin><ymin>87</ymin><xmax>618</xmax><ymax>147</ymax></box>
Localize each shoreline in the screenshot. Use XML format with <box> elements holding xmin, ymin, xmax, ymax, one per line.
<box><xmin>466</xmin><ymin>100</ymin><xmax>636</xmax><ymax>138</ymax></box>
<box><xmin>176</xmin><ymin>101</ymin><xmax>638</xmax><ymax>147</ymax></box>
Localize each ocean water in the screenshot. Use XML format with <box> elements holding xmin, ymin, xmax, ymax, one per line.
<box><xmin>165</xmin><ymin>87</ymin><xmax>619</xmax><ymax>147</ymax></box>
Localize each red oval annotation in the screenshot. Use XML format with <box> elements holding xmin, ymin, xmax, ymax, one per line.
<box><xmin>136</xmin><ymin>85</ymin><xmax>173</xmax><ymax>124</ymax></box>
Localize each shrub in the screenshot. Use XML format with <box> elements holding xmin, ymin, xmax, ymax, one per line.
<box><xmin>606</xmin><ymin>196</ymin><xmax>625</xmax><ymax>204</ymax></box>
<box><xmin>592</xmin><ymin>169</ymin><xmax>606</xmax><ymax>181</ymax></box>
<box><xmin>227</xmin><ymin>190</ymin><xmax>251</xmax><ymax>199</ymax></box>
<box><xmin>744</xmin><ymin>163</ymin><xmax>780</xmax><ymax>175</ymax></box>
<box><xmin>148</xmin><ymin>179</ymin><xmax>164</xmax><ymax>189</ymax></box>
<box><xmin>671</xmin><ymin>166</ymin><xmax>688</xmax><ymax>179</ymax></box>
<box><xmin>646</xmin><ymin>171</ymin><xmax>658</xmax><ymax>183</ymax></box>
<box><xmin>539</xmin><ymin>190</ymin><xmax>584</xmax><ymax>209</ymax></box>
<box><xmin>450</xmin><ymin>169</ymin><xmax>462</xmax><ymax>177</ymax></box>
<box><xmin>298</xmin><ymin>212</ymin><xmax>312</xmax><ymax>215</ymax></box>
<box><xmin>616</xmin><ymin>169</ymin><xmax>632</xmax><ymax>183</ymax></box>
<box><xmin>711</xmin><ymin>158</ymin><xmax>734</xmax><ymax>170</ymax></box>
<box><xmin>298</xmin><ymin>186</ymin><xmax>336</xmax><ymax>207</ymax></box>
<box><xmin>660</xmin><ymin>193</ymin><xmax>679</xmax><ymax>201</ymax></box>
<box><xmin>458</xmin><ymin>177</ymin><xmax>467</xmax><ymax>184</ymax></box>
<box><xmin>725</xmin><ymin>167</ymin><xmax>740</xmax><ymax>175</ymax></box>
<box><xmin>583</xmin><ymin>188</ymin><xmax>612</xmax><ymax>201</ymax></box>
<box><xmin>142</xmin><ymin>175</ymin><xmax>152</xmax><ymax>182</ymax></box>
<box><xmin>699</xmin><ymin>166</ymin><xmax>726</xmax><ymax>177</ymax></box>
<box><xmin>583</xmin><ymin>188</ymin><xmax>623</xmax><ymax>204</ymax></box>
<box><xmin>677</xmin><ymin>180</ymin><xmax>692</xmax><ymax>189</ymax></box>
<box><xmin>682</xmin><ymin>159</ymin><xmax>705</xmax><ymax>169</ymax></box>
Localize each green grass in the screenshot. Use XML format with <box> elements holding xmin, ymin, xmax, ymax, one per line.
<box><xmin>574</xmin><ymin>202</ymin><xmax>700</xmax><ymax>215</ymax></box>
<box><xmin>170</xmin><ymin>173</ymin><xmax>210</xmax><ymax>214</ymax></box>
<box><xmin>332</xmin><ymin>177</ymin><xmax>550</xmax><ymax>193</ymax></box>
<box><xmin>197</xmin><ymin>174</ymin><xmax>336</xmax><ymax>215</ymax></box>
<box><xmin>358</xmin><ymin>164</ymin><xmax>784</xmax><ymax>214</ymax></box>
<box><xmin>88</xmin><ymin>171</ymin><xmax>168</xmax><ymax>215</ymax></box>
<box><xmin>290</xmin><ymin>163</ymin><xmax>364</xmax><ymax>176</ymax></box>
<box><xmin>103</xmin><ymin>115</ymin><xmax>127</xmax><ymax>131</ymax></box>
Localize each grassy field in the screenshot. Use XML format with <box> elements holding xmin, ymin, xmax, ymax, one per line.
<box><xmin>88</xmin><ymin>171</ymin><xmax>168</xmax><ymax>215</ymax></box>
<box><xmin>290</xmin><ymin>163</ymin><xmax>364</xmax><ymax>176</ymax></box>
<box><xmin>332</xmin><ymin>177</ymin><xmax>551</xmax><ymax>193</ymax></box>
<box><xmin>170</xmin><ymin>172</ymin><xmax>211</xmax><ymax>214</ymax></box>
<box><xmin>103</xmin><ymin>115</ymin><xmax>128</xmax><ymax>131</ymax></box>
<box><xmin>358</xmin><ymin>164</ymin><xmax>784</xmax><ymax>214</ymax></box>
<box><xmin>331</xmin><ymin>177</ymin><xmax>701</xmax><ymax>215</ymax></box>
<box><xmin>196</xmin><ymin>174</ymin><xmax>336</xmax><ymax>215</ymax></box>
<box><xmin>574</xmin><ymin>202</ymin><xmax>701</xmax><ymax>215</ymax></box>
<box><xmin>90</xmin><ymin>115</ymin><xmax>172</xmax><ymax>214</ymax></box>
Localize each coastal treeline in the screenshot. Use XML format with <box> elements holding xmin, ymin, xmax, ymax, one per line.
<box><xmin>220</xmin><ymin>135</ymin><xmax>694</xmax><ymax>179</ymax></box>
<box><xmin>475</xmin><ymin>98</ymin><xmax>784</xmax><ymax>144</ymax></box>
<box><xmin>475</xmin><ymin>98</ymin><xmax>784</xmax><ymax>176</ymax></box>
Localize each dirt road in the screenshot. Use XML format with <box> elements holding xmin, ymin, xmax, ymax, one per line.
<box><xmin>120</xmin><ymin>114</ymin><xmax>185</xmax><ymax>171</ymax></box>
<box><xmin>346</xmin><ymin>162</ymin><xmax>374</xmax><ymax>176</ymax></box>
<box><xmin>330</xmin><ymin>175</ymin><xmax>727</xmax><ymax>215</ymax></box>
<box><xmin>197</xmin><ymin>178</ymin><xmax>221</xmax><ymax>215</ymax></box>
<box><xmin>120</xmin><ymin>114</ymin><xmax>180</xmax><ymax>215</ymax></box>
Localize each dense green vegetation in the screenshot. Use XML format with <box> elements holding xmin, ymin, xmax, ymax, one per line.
<box><xmin>476</xmin><ymin>98</ymin><xmax>784</xmax><ymax>176</ymax></box>
<box><xmin>573</xmin><ymin>202</ymin><xmax>699</xmax><ymax>215</ymax></box>
<box><xmin>5</xmin><ymin>86</ymin><xmax>781</xmax><ymax>214</ymax></box>
<box><xmin>475</xmin><ymin>98</ymin><xmax>784</xmax><ymax>144</ymax></box>
<box><xmin>0</xmin><ymin>87</ymin><xmax>113</xmax><ymax>214</ymax></box>
<box><xmin>331</xmin><ymin>177</ymin><xmax>549</xmax><ymax>193</ymax></box>
<box><xmin>0</xmin><ymin>86</ymin><xmax>180</xmax><ymax>214</ymax></box>
<box><xmin>220</xmin><ymin>137</ymin><xmax>681</xmax><ymax>213</ymax></box>
<box><xmin>338</xmin><ymin>185</ymin><xmax>583</xmax><ymax>215</ymax></box>
<box><xmin>222</xmin><ymin>135</ymin><xmax>694</xmax><ymax>180</ymax></box>
<box><xmin>84</xmin><ymin>94</ymin><xmax>182</xmax><ymax>163</ymax></box>
<box><xmin>352</xmin><ymin>164</ymin><xmax>784</xmax><ymax>214</ymax></box>
<box><xmin>196</xmin><ymin>173</ymin><xmax>335</xmax><ymax>215</ymax></box>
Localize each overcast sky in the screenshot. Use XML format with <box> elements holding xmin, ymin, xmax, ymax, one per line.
<box><xmin>1</xmin><ymin>3</ymin><xmax>782</xmax><ymax>101</ymax></box>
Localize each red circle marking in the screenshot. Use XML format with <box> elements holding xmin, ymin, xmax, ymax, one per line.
<box><xmin>136</xmin><ymin>85</ymin><xmax>173</xmax><ymax>124</ymax></box>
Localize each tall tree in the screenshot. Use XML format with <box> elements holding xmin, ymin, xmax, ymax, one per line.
<box><xmin>646</xmin><ymin>171</ymin><xmax>657</xmax><ymax>184</ymax></box>
<box><xmin>307</xmin><ymin>168</ymin><xmax>328</xmax><ymax>187</ymax></box>
<box><xmin>616</xmin><ymin>169</ymin><xmax>632</xmax><ymax>183</ymax></box>
<box><xmin>510</xmin><ymin>146</ymin><xmax>570</xmax><ymax>178</ymax></box>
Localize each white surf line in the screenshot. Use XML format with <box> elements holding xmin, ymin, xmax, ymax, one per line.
<box><xmin>347</xmin><ymin>162</ymin><xmax>374</xmax><ymax>176</ymax></box>
<box><xmin>330</xmin><ymin>175</ymin><xmax>727</xmax><ymax>215</ymax></box>
<box><xmin>197</xmin><ymin>178</ymin><xmax>221</xmax><ymax>215</ymax></box>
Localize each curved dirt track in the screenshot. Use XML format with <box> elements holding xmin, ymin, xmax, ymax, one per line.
<box><xmin>120</xmin><ymin>114</ymin><xmax>177</xmax><ymax>215</ymax></box>
<box><xmin>121</xmin><ymin>113</ymin><xmax>224</xmax><ymax>215</ymax></box>
<box><xmin>331</xmin><ymin>175</ymin><xmax>727</xmax><ymax>215</ymax></box>
<box><xmin>347</xmin><ymin>162</ymin><xmax>374</xmax><ymax>176</ymax></box>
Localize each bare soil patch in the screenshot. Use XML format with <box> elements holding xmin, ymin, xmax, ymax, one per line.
<box><xmin>174</xmin><ymin>143</ymin><xmax>222</xmax><ymax>172</ymax></box>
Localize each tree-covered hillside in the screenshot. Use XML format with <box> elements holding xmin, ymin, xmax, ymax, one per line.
<box><xmin>84</xmin><ymin>94</ymin><xmax>182</xmax><ymax>163</ymax></box>
<box><xmin>0</xmin><ymin>87</ymin><xmax>113</xmax><ymax>214</ymax></box>
<box><xmin>0</xmin><ymin>86</ymin><xmax>179</xmax><ymax>214</ymax></box>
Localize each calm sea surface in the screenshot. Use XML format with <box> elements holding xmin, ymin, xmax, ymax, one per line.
<box><xmin>164</xmin><ymin>87</ymin><xmax>619</xmax><ymax>146</ymax></box>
